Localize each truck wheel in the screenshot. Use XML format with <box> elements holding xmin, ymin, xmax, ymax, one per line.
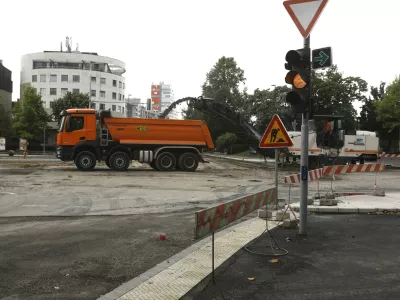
<box><xmin>75</xmin><ymin>151</ymin><xmax>96</xmax><ymax>171</ymax></box>
<box><xmin>110</xmin><ymin>151</ymin><xmax>130</xmax><ymax>171</ymax></box>
<box><xmin>155</xmin><ymin>152</ymin><xmax>176</xmax><ymax>171</ymax></box>
<box><xmin>178</xmin><ymin>152</ymin><xmax>199</xmax><ymax>172</ymax></box>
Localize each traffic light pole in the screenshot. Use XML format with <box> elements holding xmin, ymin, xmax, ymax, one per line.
<box><xmin>299</xmin><ymin>35</ymin><xmax>310</xmax><ymax>235</ymax></box>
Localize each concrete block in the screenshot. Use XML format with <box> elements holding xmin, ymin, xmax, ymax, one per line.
<box><xmin>308</xmin><ymin>207</ymin><xmax>319</xmax><ymax>212</ymax></box>
<box><xmin>258</xmin><ymin>208</ymin><xmax>274</xmax><ymax>219</ymax></box>
<box><xmin>283</xmin><ymin>219</ymin><xmax>297</xmax><ymax>228</ymax></box>
<box><xmin>325</xmin><ymin>193</ymin><xmax>336</xmax><ymax>200</ymax></box>
<box><xmin>373</xmin><ymin>189</ymin><xmax>385</xmax><ymax>197</ymax></box>
<box><xmin>319</xmin><ymin>199</ymin><xmax>332</xmax><ymax>206</ymax></box>
<box><xmin>276</xmin><ymin>211</ymin><xmax>290</xmax><ymax>221</ymax></box>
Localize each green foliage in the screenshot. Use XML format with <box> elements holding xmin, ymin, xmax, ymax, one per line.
<box><xmin>0</xmin><ymin>96</ymin><xmax>13</xmax><ymax>137</ymax></box>
<box><xmin>359</xmin><ymin>82</ymin><xmax>385</xmax><ymax>132</ymax></box>
<box><xmin>247</xmin><ymin>85</ymin><xmax>293</xmax><ymax>132</ymax></box>
<box><xmin>216</xmin><ymin>133</ymin><xmax>238</xmax><ymax>152</ymax></box>
<box><xmin>12</xmin><ymin>87</ymin><xmax>50</xmax><ymax>140</ymax></box>
<box><xmin>184</xmin><ymin>56</ymin><xmax>248</xmax><ymax>141</ymax></box>
<box><xmin>52</xmin><ymin>91</ymin><xmax>89</xmax><ymax>123</ymax></box>
<box><xmin>375</xmin><ymin>76</ymin><xmax>400</xmax><ymax>131</ymax></box>
<box><xmin>312</xmin><ymin>65</ymin><xmax>368</xmax><ymax>132</ymax></box>
<box><xmin>202</xmin><ymin>56</ymin><xmax>246</xmax><ymax>107</ymax></box>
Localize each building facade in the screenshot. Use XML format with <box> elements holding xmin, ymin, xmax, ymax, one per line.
<box><xmin>126</xmin><ymin>96</ymin><xmax>159</xmax><ymax>119</ymax></box>
<box><xmin>0</xmin><ymin>60</ymin><xmax>12</xmax><ymax>112</ymax></box>
<box><xmin>150</xmin><ymin>82</ymin><xmax>179</xmax><ymax>119</ymax></box>
<box><xmin>20</xmin><ymin>45</ymin><xmax>126</xmax><ymax>116</ymax></box>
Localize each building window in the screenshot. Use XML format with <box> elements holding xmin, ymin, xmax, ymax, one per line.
<box><xmin>91</xmin><ymin>77</ymin><xmax>96</xmax><ymax>83</ymax></box>
<box><xmin>119</xmin><ymin>94</ymin><xmax>121</xmax><ymax>100</ymax></box>
<box><xmin>91</xmin><ymin>103</ymin><xmax>96</xmax><ymax>109</ymax></box>
<box><xmin>50</xmin><ymin>88</ymin><xmax>57</xmax><ymax>96</ymax></box>
<box><xmin>73</xmin><ymin>75</ymin><xmax>80</xmax><ymax>82</ymax></box>
<box><xmin>123</xmin><ymin>83</ymin><xmax>125</xmax><ymax>89</ymax></box>
<box><xmin>91</xmin><ymin>90</ymin><xmax>96</xmax><ymax>97</ymax></box>
<box><xmin>122</xmin><ymin>95</ymin><xmax>125</xmax><ymax>101</ymax></box>
<box><xmin>112</xmin><ymin>92</ymin><xmax>116</xmax><ymax>100</ymax></box>
<box><xmin>50</xmin><ymin>74</ymin><xmax>57</xmax><ymax>82</ymax></box>
<box><xmin>61</xmin><ymin>75</ymin><xmax>68</xmax><ymax>82</ymax></box>
<box><xmin>32</xmin><ymin>88</ymin><xmax>37</xmax><ymax>94</ymax></box>
<box><xmin>40</xmin><ymin>88</ymin><xmax>46</xmax><ymax>95</ymax></box>
<box><xmin>100</xmin><ymin>91</ymin><xmax>105</xmax><ymax>98</ymax></box>
<box><xmin>119</xmin><ymin>81</ymin><xmax>122</xmax><ymax>88</ymax></box>
<box><xmin>113</xmin><ymin>80</ymin><xmax>117</xmax><ymax>87</ymax></box>
<box><xmin>100</xmin><ymin>104</ymin><xmax>105</xmax><ymax>110</ymax></box>
<box><xmin>112</xmin><ymin>105</ymin><xmax>116</xmax><ymax>111</ymax></box>
<box><xmin>61</xmin><ymin>88</ymin><xmax>68</xmax><ymax>96</ymax></box>
<box><xmin>100</xmin><ymin>78</ymin><xmax>106</xmax><ymax>84</ymax></box>
<box><xmin>122</xmin><ymin>107</ymin><xmax>124</xmax><ymax>114</ymax></box>
<box><xmin>73</xmin><ymin>89</ymin><xmax>80</xmax><ymax>93</ymax></box>
<box><xmin>40</xmin><ymin>74</ymin><xmax>46</xmax><ymax>82</ymax></box>
<box><xmin>50</xmin><ymin>101</ymin><xmax>54</xmax><ymax>108</ymax></box>
<box><xmin>118</xmin><ymin>106</ymin><xmax>121</xmax><ymax>112</ymax></box>
<box><xmin>32</xmin><ymin>75</ymin><xmax>37</xmax><ymax>82</ymax></box>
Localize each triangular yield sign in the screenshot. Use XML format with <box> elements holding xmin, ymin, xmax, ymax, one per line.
<box><xmin>283</xmin><ymin>0</ymin><xmax>328</xmax><ymax>38</ymax></box>
<box><xmin>259</xmin><ymin>115</ymin><xmax>293</xmax><ymax>149</ymax></box>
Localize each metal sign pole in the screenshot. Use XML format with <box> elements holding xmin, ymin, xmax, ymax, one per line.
<box><xmin>275</xmin><ymin>148</ymin><xmax>279</xmax><ymax>209</ymax></box>
<box><xmin>299</xmin><ymin>35</ymin><xmax>310</xmax><ymax>235</ymax></box>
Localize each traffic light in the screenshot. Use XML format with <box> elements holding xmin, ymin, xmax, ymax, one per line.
<box><xmin>284</xmin><ymin>48</ymin><xmax>311</xmax><ymax>116</ymax></box>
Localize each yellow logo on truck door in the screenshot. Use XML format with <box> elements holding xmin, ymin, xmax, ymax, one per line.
<box><xmin>136</xmin><ymin>125</ymin><xmax>148</xmax><ymax>132</ymax></box>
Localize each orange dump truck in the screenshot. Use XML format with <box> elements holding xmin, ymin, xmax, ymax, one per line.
<box><xmin>56</xmin><ymin>109</ymin><xmax>215</xmax><ymax>171</ymax></box>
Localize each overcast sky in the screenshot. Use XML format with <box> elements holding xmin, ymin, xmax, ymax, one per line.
<box><xmin>1</xmin><ymin>0</ymin><xmax>399</xmax><ymax>113</ymax></box>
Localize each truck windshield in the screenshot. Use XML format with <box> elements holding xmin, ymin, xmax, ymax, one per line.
<box><xmin>59</xmin><ymin>116</ymin><xmax>66</xmax><ymax>132</ymax></box>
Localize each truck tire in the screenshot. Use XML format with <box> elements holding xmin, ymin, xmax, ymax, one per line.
<box><xmin>75</xmin><ymin>151</ymin><xmax>96</xmax><ymax>171</ymax></box>
<box><xmin>149</xmin><ymin>161</ymin><xmax>158</xmax><ymax>170</ymax></box>
<box><xmin>178</xmin><ymin>152</ymin><xmax>199</xmax><ymax>172</ymax></box>
<box><xmin>110</xmin><ymin>151</ymin><xmax>130</xmax><ymax>171</ymax></box>
<box><xmin>155</xmin><ymin>152</ymin><xmax>176</xmax><ymax>171</ymax></box>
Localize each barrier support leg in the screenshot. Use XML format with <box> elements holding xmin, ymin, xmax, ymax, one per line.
<box><xmin>212</xmin><ymin>231</ymin><xmax>215</xmax><ymax>285</ymax></box>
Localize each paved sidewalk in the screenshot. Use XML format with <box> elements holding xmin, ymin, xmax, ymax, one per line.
<box><xmin>191</xmin><ymin>214</ymin><xmax>400</xmax><ymax>300</ymax></box>
<box><xmin>291</xmin><ymin>192</ymin><xmax>400</xmax><ymax>213</ymax></box>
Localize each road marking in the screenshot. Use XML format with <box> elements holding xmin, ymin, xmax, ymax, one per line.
<box><xmin>98</xmin><ymin>217</ymin><xmax>277</xmax><ymax>300</ymax></box>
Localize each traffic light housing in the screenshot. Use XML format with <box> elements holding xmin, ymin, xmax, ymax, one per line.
<box><xmin>284</xmin><ymin>48</ymin><xmax>311</xmax><ymax>116</ymax></box>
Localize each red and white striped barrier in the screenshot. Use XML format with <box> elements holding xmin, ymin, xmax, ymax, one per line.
<box><xmin>284</xmin><ymin>168</ymin><xmax>323</xmax><ymax>185</ymax></box>
<box><xmin>323</xmin><ymin>164</ymin><xmax>386</xmax><ymax>175</ymax></box>
<box><xmin>379</xmin><ymin>154</ymin><xmax>400</xmax><ymax>158</ymax></box>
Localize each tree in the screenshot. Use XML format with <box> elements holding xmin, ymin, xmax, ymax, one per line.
<box><xmin>13</xmin><ymin>87</ymin><xmax>50</xmax><ymax>140</ymax></box>
<box><xmin>312</xmin><ymin>65</ymin><xmax>368</xmax><ymax>132</ymax></box>
<box><xmin>247</xmin><ymin>85</ymin><xmax>293</xmax><ymax>132</ymax></box>
<box><xmin>375</xmin><ymin>77</ymin><xmax>400</xmax><ymax>152</ymax></box>
<box><xmin>184</xmin><ymin>57</ymin><xmax>248</xmax><ymax>142</ymax></box>
<box><xmin>375</xmin><ymin>77</ymin><xmax>400</xmax><ymax>130</ymax></box>
<box><xmin>202</xmin><ymin>56</ymin><xmax>246</xmax><ymax>108</ymax></box>
<box><xmin>0</xmin><ymin>96</ymin><xmax>13</xmax><ymax>137</ymax></box>
<box><xmin>359</xmin><ymin>82</ymin><xmax>385</xmax><ymax>132</ymax></box>
<box><xmin>216</xmin><ymin>132</ymin><xmax>238</xmax><ymax>153</ymax></box>
<box><xmin>52</xmin><ymin>91</ymin><xmax>89</xmax><ymax>123</ymax></box>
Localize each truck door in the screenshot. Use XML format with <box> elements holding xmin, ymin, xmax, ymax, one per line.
<box><xmin>62</xmin><ymin>114</ymin><xmax>88</xmax><ymax>146</ymax></box>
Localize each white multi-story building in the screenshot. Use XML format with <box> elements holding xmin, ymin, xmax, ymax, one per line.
<box><xmin>20</xmin><ymin>39</ymin><xmax>126</xmax><ymax>116</ymax></box>
<box><xmin>151</xmin><ymin>81</ymin><xmax>180</xmax><ymax>119</ymax></box>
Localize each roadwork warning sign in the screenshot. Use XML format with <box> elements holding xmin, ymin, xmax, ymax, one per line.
<box><xmin>259</xmin><ymin>115</ymin><xmax>293</xmax><ymax>148</ymax></box>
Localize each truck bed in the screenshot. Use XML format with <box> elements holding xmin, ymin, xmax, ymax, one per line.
<box><xmin>104</xmin><ymin>118</ymin><xmax>215</xmax><ymax>148</ymax></box>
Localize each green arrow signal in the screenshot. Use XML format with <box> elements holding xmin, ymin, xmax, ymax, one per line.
<box><xmin>314</xmin><ymin>51</ymin><xmax>329</xmax><ymax>66</ymax></box>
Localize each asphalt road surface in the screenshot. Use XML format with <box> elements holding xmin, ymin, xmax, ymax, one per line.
<box><xmin>1</xmin><ymin>157</ymin><xmax>400</xmax><ymax>300</ymax></box>
<box><xmin>193</xmin><ymin>214</ymin><xmax>400</xmax><ymax>300</ymax></box>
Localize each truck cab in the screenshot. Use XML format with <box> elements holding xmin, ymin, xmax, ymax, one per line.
<box><xmin>57</xmin><ymin>109</ymin><xmax>98</xmax><ymax>162</ymax></box>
